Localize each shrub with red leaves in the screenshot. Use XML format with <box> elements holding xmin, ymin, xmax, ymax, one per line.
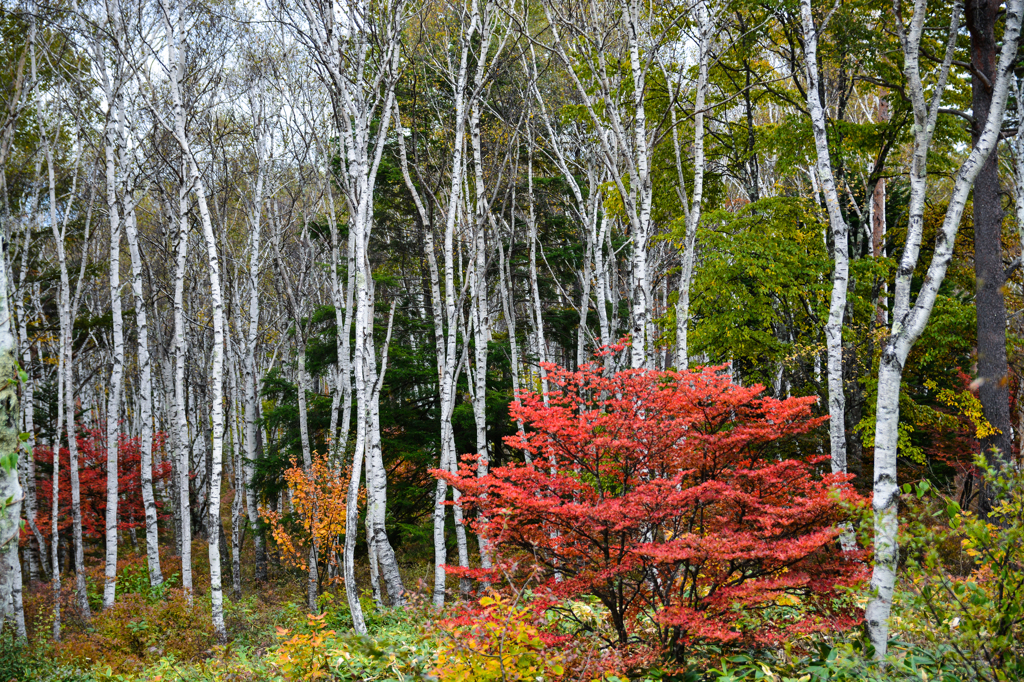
<box><xmin>33</xmin><ymin>428</ymin><xmax>171</xmax><ymax>543</ymax></box>
<box><xmin>439</xmin><ymin>354</ymin><xmax>866</xmax><ymax>661</ymax></box>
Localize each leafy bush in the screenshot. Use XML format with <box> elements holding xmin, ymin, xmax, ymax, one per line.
<box><xmin>0</xmin><ymin>627</ymin><xmax>27</xmax><ymax>681</ymax></box>
<box><xmin>896</xmin><ymin>459</ymin><xmax>1024</xmax><ymax>682</ymax></box>
<box><xmin>51</xmin><ymin>589</ymin><xmax>215</xmax><ymax>673</ymax></box>
<box><xmin>272</xmin><ymin>602</ymin><xmax>435</xmax><ymax>681</ymax></box>
<box><xmin>706</xmin><ymin>639</ymin><xmax>966</xmax><ymax>681</ymax></box>
<box><xmin>434</xmin><ymin>593</ymin><xmax>565</xmax><ymax>682</ymax></box>
<box><xmin>441</xmin><ymin>356</ymin><xmax>865</xmax><ymax>661</ymax></box>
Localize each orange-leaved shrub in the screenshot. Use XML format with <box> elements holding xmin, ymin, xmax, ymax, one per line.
<box><xmin>260</xmin><ymin>454</ymin><xmax>352</xmax><ymax>587</ymax></box>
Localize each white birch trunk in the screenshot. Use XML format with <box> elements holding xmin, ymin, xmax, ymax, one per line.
<box><xmin>526</xmin><ymin>150</ymin><xmax>549</xmax><ymax>401</ymax></box>
<box><xmin>16</xmin><ymin>173</ymin><xmax>41</xmax><ymax>581</ymax></box>
<box><xmin>864</xmin><ymin>0</ymin><xmax>1021</xmax><ymax>655</ymax></box>
<box><xmin>800</xmin><ymin>0</ymin><xmax>848</xmax><ymax>474</ymax></box>
<box><xmin>125</xmin><ymin>194</ymin><xmax>162</xmax><ymax>587</ymax></box>
<box><xmin>172</xmin><ymin>181</ymin><xmax>192</xmax><ymax>600</ymax></box>
<box><xmin>102</xmin><ymin>111</ymin><xmax>125</xmax><ymax>611</ymax></box>
<box><xmin>0</xmin><ymin>220</ymin><xmax>23</xmax><ymax>633</ymax></box>
<box><xmin>671</xmin><ymin>2</ymin><xmax>710</xmax><ymax>369</ymax></box>
<box><xmin>242</xmin><ymin>174</ymin><xmax>266</xmax><ymax>583</ymax></box>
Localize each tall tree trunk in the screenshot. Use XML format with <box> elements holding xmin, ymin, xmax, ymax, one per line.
<box><xmin>967</xmin><ymin>0</ymin><xmax>1014</xmax><ymax>501</ymax></box>
<box><xmin>126</xmin><ymin>199</ymin><xmax>162</xmax><ymax>587</ymax></box>
<box><xmin>242</xmin><ymin>177</ymin><xmax>266</xmax><ymax>584</ymax></box>
<box><xmin>172</xmin><ymin>181</ymin><xmax>193</xmax><ymax>601</ymax></box>
<box><xmin>366</xmin><ymin>304</ymin><xmax>404</xmax><ymax>606</ymax></box>
<box><xmin>864</xmin><ymin>0</ymin><xmax>1021</xmax><ymax>656</ymax></box>
<box><xmin>671</xmin><ymin>0</ymin><xmax>710</xmax><ymax>369</ymax></box>
<box><xmin>101</xmin><ymin>93</ymin><xmax>126</xmax><ymax>612</ymax></box>
<box><xmin>0</xmin><ymin>223</ymin><xmax>23</xmax><ymax>633</ymax></box>
<box><xmin>15</xmin><ymin>192</ymin><xmax>41</xmax><ymax>582</ymax></box>
<box><xmin>801</xmin><ymin>0</ymin><xmax>849</xmax><ymax>475</ymax></box>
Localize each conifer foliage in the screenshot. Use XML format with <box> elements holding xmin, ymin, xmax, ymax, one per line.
<box><xmin>441</xmin><ymin>349</ymin><xmax>865</xmax><ymax>658</ymax></box>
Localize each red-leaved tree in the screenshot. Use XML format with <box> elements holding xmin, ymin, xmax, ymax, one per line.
<box><xmin>440</xmin><ymin>355</ymin><xmax>865</xmax><ymax>660</ymax></box>
<box><xmin>33</xmin><ymin>428</ymin><xmax>171</xmax><ymax>544</ymax></box>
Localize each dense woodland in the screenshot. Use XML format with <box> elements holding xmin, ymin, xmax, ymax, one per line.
<box><xmin>0</xmin><ymin>0</ymin><xmax>1022</xmax><ymax>678</ymax></box>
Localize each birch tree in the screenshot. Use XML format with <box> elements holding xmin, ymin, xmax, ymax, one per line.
<box><xmin>540</xmin><ymin>0</ymin><xmax>662</xmax><ymax>369</ymax></box>
<box><xmin>0</xmin><ymin>195</ymin><xmax>22</xmax><ymax>633</ymax></box>
<box><xmin>157</xmin><ymin>0</ymin><xmax>231</xmax><ymax>640</ymax></box>
<box><xmin>668</xmin><ymin>0</ymin><xmax>713</xmax><ymax>369</ymax></box>
<box><xmin>287</xmin><ymin>0</ymin><xmax>408</xmax><ymax>631</ymax></box>
<box><xmin>863</xmin><ymin>0</ymin><xmax>1022</xmax><ymax>656</ymax></box>
<box><xmin>799</xmin><ymin>0</ymin><xmax>849</xmax><ymax>474</ymax></box>
<box><xmin>125</xmin><ymin>171</ymin><xmax>162</xmax><ymax>588</ymax></box>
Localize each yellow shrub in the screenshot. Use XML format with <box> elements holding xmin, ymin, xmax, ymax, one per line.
<box><xmin>434</xmin><ymin>594</ymin><xmax>564</xmax><ymax>682</ymax></box>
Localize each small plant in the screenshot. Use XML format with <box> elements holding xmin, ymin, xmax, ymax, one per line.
<box><xmin>119</xmin><ymin>564</ymin><xmax>180</xmax><ymax>604</ymax></box>
<box><xmin>273</xmin><ymin>612</ymin><xmax>336</xmax><ymax>681</ymax></box>
<box><xmin>706</xmin><ymin>638</ymin><xmax>965</xmax><ymax>681</ymax></box>
<box><xmin>0</xmin><ymin>627</ymin><xmax>27</xmax><ymax>682</ymax></box>
<box><xmin>272</xmin><ymin>605</ymin><xmax>435</xmax><ymax>682</ymax></box>
<box><xmin>897</xmin><ymin>458</ymin><xmax>1024</xmax><ymax>682</ymax></box>
<box><xmin>434</xmin><ymin>592</ymin><xmax>565</xmax><ymax>682</ymax></box>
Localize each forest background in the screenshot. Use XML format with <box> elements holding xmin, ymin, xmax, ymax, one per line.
<box><xmin>0</xmin><ymin>0</ymin><xmax>1022</xmax><ymax>678</ymax></box>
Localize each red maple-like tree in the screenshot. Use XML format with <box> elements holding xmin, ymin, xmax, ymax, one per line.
<box><xmin>440</xmin><ymin>353</ymin><xmax>865</xmax><ymax>660</ymax></box>
<box><xmin>33</xmin><ymin>428</ymin><xmax>171</xmax><ymax>544</ymax></box>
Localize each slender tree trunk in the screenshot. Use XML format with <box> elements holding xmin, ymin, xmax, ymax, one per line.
<box><xmin>16</xmin><ymin>203</ymin><xmax>41</xmax><ymax>582</ymax></box>
<box><xmin>366</xmin><ymin>303</ymin><xmax>404</xmax><ymax>606</ymax></box>
<box><xmin>0</xmin><ymin>223</ymin><xmax>23</xmax><ymax>633</ymax></box>
<box><xmin>102</xmin><ymin>98</ymin><xmax>126</xmax><ymax>611</ymax></box>
<box><xmin>227</xmin><ymin>351</ymin><xmax>243</xmax><ymax>601</ymax></box>
<box><xmin>126</xmin><ymin>199</ymin><xmax>162</xmax><ymax>587</ymax></box>
<box><xmin>469</xmin><ymin>98</ymin><xmax>492</xmax><ymax>574</ymax></box>
<box><xmin>242</xmin><ymin>183</ymin><xmax>266</xmax><ymax>584</ymax></box>
<box><xmin>172</xmin><ymin>179</ymin><xmax>193</xmax><ymax>601</ymax></box>
<box><xmin>671</xmin><ymin>1</ymin><xmax>710</xmax><ymax>368</ymax></box>
<box><xmin>526</xmin><ymin>150</ymin><xmax>549</xmax><ymax>401</ymax></box>
<box><xmin>801</xmin><ymin>0</ymin><xmax>849</xmax><ymax>475</ymax></box>
<box><xmin>865</xmin><ymin>0</ymin><xmax>1021</xmax><ymax>655</ymax></box>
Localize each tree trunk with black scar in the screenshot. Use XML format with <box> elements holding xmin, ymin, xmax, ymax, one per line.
<box><xmin>967</xmin><ymin>0</ymin><xmax>1014</xmax><ymax>511</ymax></box>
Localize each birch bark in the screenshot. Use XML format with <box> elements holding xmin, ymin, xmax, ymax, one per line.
<box><xmin>15</xmin><ymin>165</ymin><xmax>42</xmax><ymax>581</ymax></box>
<box><xmin>0</xmin><ymin>212</ymin><xmax>23</xmax><ymax>633</ymax></box>
<box><xmin>241</xmin><ymin>163</ymin><xmax>267</xmax><ymax>583</ymax></box>
<box><xmin>864</xmin><ymin>0</ymin><xmax>1022</xmax><ymax>655</ymax></box>
<box><xmin>171</xmin><ymin>178</ymin><xmax>192</xmax><ymax>600</ymax></box>
<box><xmin>799</xmin><ymin>0</ymin><xmax>848</xmax><ymax>474</ymax></box>
<box><xmin>102</xmin><ymin>105</ymin><xmax>126</xmax><ymax>610</ymax></box>
<box><xmin>670</xmin><ymin>1</ymin><xmax>711</xmax><ymax>369</ymax></box>
<box><xmin>126</xmin><ymin>194</ymin><xmax>162</xmax><ymax>587</ymax></box>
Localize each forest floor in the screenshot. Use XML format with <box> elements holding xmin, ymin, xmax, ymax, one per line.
<box><xmin>11</xmin><ymin>539</ymin><xmax>445</xmax><ymax>682</ymax></box>
<box><xmin>5</xmin><ymin>532</ymin><xmax>989</xmax><ymax>682</ymax></box>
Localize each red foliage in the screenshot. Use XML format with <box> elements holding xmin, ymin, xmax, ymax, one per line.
<box><xmin>439</xmin><ymin>356</ymin><xmax>866</xmax><ymax>660</ymax></box>
<box><xmin>32</xmin><ymin>428</ymin><xmax>171</xmax><ymax>543</ymax></box>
